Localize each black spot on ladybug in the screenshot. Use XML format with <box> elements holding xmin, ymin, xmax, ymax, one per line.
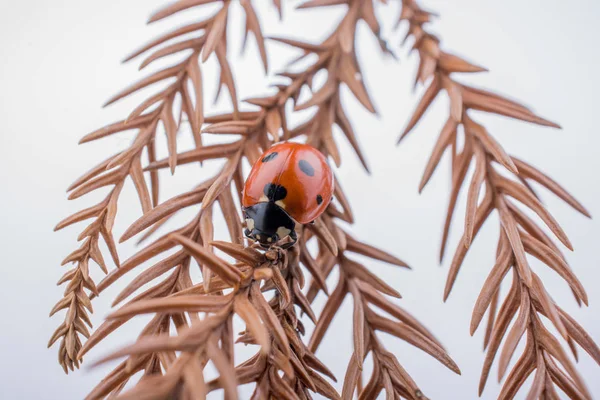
<box><xmin>298</xmin><ymin>159</ymin><xmax>315</xmax><ymax>176</ymax></box>
<box><xmin>262</xmin><ymin>152</ymin><xmax>278</xmax><ymax>162</ymax></box>
<box><xmin>264</xmin><ymin>183</ymin><xmax>287</xmax><ymax>201</ymax></box>
<box><xmin>316</xmin><ymin>194</ymin><xmax>323</xmax><ymax>205</ymax></box>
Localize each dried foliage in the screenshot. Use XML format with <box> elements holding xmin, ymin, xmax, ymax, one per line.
<box><xmin>49</xmin><ymin>0</ymin><xmax>599</xmax><ymax>398</ymax></box>
<box><xmin>49</xmin><ymin>0</ymin><xmax>264</xmax><ymax>372</ymax></box>
<box><xmin>398</xmin><ymin>0</ymin><xmax>600</xmax><ymax>398</ymax></box>
<box><xmin>50</xmin><ymin>1</ymin><xmax>462</xmax><ymax>399</ymax></box>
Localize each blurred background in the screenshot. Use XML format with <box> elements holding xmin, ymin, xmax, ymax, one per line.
<box><xmin>0</xmin><ymin>0</ymin><xmax>599</xmax><ymax>398</ymax></box>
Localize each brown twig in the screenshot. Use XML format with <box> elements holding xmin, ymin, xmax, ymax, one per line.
<box><xmin>200</xmin><ymin>1</ymin><xmax>461</xmax><ymax>398</ymax></box>
<box><xmin>49</xmin><ymin>0</ymin><xmax>268</xmax><ymax>373</ymax></box>
<box><xmin>306</xmin><ymin>229</ymin><xmax>460</xmax><ymax>400</ymax></box>
<box><xmin>51</xmin><ymin>0</ymin><xmax>463</xmax><ymax>398</ymax></box>
<box><xmin>397</xmin><ymin>1</ymin><xmax>600</xmax><ymax>398</ymax></box>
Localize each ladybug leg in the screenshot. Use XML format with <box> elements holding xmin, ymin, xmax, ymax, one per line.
<box><xmin>290</xmin><ymin>229</ymin><xmax>297</xmax><ymax>243</ymax></box>
<box><xmin>280</xmin><ymin>229</ymin><xmax>298</xmax><ymax>249</ymax></box>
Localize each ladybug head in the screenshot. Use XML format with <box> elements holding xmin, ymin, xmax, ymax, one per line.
<box><xmin>243</xmin><ymin>201</ymin><xmax>297</xmax><ymax>248</ymax></box>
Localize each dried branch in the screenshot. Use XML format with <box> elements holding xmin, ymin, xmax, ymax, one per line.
<box><xmin>193</xmin><ymin>1</ymin><xmax>459</xmax><ymax>397</ymax></box>
<box><xmin>307</xmin><ymin>229</ymin><xmax>460</xmax><ymax>400</ymax></box>
<box><xmin>49</xmin><ymin>0</ymin><xmax>268</xmax><ymax>373</ymax></box>
<box><xmin>49</xmin><ymin>0</ymin><xmax>464</xmax><ymax>398</ymax></box>
<box><xmin>397</xmin><ymin>0</ymin><xmax>599</xmax><ymax>398</ymax></box>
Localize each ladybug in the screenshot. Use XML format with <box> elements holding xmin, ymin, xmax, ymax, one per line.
<box><xmin>242</xmin><ymin>142</ymin><xmax>334</xmax><ymax>248</ymax></box>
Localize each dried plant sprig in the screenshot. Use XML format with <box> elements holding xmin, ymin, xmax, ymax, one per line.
<box><xmin>56</xmin><ymin>0</ymin><xmax>462</xmax><ymax>398</ymax></box>
<box><xmin>86</xmin><ymin>243</ymin><xmax>341</xmax><ymax>400</ymax></box>
<box><xmin>195</xmin><ymin>1</ymin><xmax>460</xmax><ymax>397</ymax></box>
<box><xmin>397</xmin><ymin>0</ymin><xmax>599</xmax><ymax>398</ymax></box>
<box><xmin>76</xmin><ymin>101</ymin><xmax>300</xmax><ymax>398</ymax></box>
<box><xmin>49</xmin><ymin>0</ymin><xmax>269</xmax><ymax>372</ymax></box>
<box><xmin>306</xmin><ymin>229</ymin><xmax>461</xmax><ymax>400</ymax></box>
<box><xmin>134</xmin><ymin>1</ymin><xmax>457</xmax><ymax>398</ymax></box>
<box><xmin>273</xmin><ymin>3</ymin><xmax>461</xmax><ymax>397</ymax></box>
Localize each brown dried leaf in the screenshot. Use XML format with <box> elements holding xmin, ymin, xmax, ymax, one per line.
<box><xmin>498</xmin><ymin>290</ymin><xmax>530</xmax><ymax>380</ymax></box>
<box><xmin>479</xmin><ymin>279</ymin><xmax>520</xmax><ymax>394</ymax></box>
<box><xmin>120</xmin><ymin>187</ymin><xmax>206</xmax><ymax>242</ymax></box>
<box><xmin>512</xmin><ymin>158</ymin><xmax>590</xmax><ymax>217</ymax></box>
<box><xmin>250</xmin><ymin>284</ymin><xmax>290</xmax><ymax>355</ymax></box>
<box><xmin>211</xmin><ymin>241</ymin><xmax>264</xmax><ymax>266</ymax></box>
<box><xmin>342</xmin><ymin>257</ymin><xmax>401</xmax><ymax>298</ymax></box>
<box><xmin>341</xmin><ymin>353</ymin><xmax>360</xmax><ymax>400</ymax></box>
<box><xmin>445</xmin><ymin>194</ymin><xmax>493</xmax><ymax>300</ymax></box>
<box><xmin>309</xmin><ymin>278</ymin><xmax>347</xmax><ymax>352</ymax></box>
<box><xmin>470</xmin><ymin>236</ymin><xmax>512</xmax><ymax>334</ymax></box>
<box><xmin>170</xmin><ymin>233</ymin><xmax>242</xmax><ymax>285</ymax></box>
<box><xmin>108</xmin><ymin>294</ymin><xmax>232</xmax><ymax>320</ymax></box>
<box><xmin>419</xmin><ymin>118</ymin><xmax>457</xmax><ymax>192</ymax></box>
<box><xmin>202</xmin><ymin>5</ymin><xmax>229</xmax><ymax>62</ymax></box>
<box><xmin>234</xmin><ymin>290</ymin><xmax>270</xmax><ymax>354</ymax></box>
<box><xmin>104</xmin><ymin>63</ymin><xmax>182</xmax><ymax>107</ymax></box>
<box><xmin>495</xmin><ymin>178</ymin><xmax>573</xmax><ymax>250</ymax></box>
<box><xmin>397</xmin><ymin>74</ymin><xmax>440</xmax><ymax>143</ymax></box>
<box><xmin>345</xmin><ymin>233</ymin><xmax>409</xmax><ymax>268</ymax></box>
<box><xmin>369</xmin><ymin>313</ymin><xmax>460</xmax><ymax>374</ymax></box>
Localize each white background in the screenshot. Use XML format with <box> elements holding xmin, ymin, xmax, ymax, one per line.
<box><xmin>0</xmin><ymin>0</ymin><xmax>599</xmax><ymax>399</ymax></box>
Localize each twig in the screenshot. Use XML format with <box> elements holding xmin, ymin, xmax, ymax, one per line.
<box><xmin>397</xmin><ymin>1</ymin><xmax>599</xmax><ymax>398</ymax></box>
<box><xmin>49</xmin><ymin>0</ymin><xmax>268</xmax><ymax>373</ymax></box>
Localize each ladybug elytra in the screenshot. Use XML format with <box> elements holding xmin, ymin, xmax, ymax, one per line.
<box><xmin>242</xmin><ymin>142</ymin><xmax>334</xmax><ymax>248</ymax></box>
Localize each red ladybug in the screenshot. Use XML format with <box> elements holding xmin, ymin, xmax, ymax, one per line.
<box><xmin>242</xmin><ymin>142</ymin><xmax>334</xmax><ymax>248</ymax></box>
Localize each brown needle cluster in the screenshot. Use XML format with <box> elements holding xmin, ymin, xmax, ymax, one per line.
<box><xmin>49</xmin><ymin>0</ymin><xmax>268</xmax><ymax>375</ymax></box>
<box><xmin>398</xmin><ymin>0</ymin><xmax>600</xmax><ymax>398</ymax></box>
<box><xmin>84</xmin><ymin>242</ymin><xmax>341</xmax><ymax>399</ymax></box>
<box><xmin>50</xmin><ymin>0</ymin><xmax>460</xmax><ymax>399</ymax></box>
